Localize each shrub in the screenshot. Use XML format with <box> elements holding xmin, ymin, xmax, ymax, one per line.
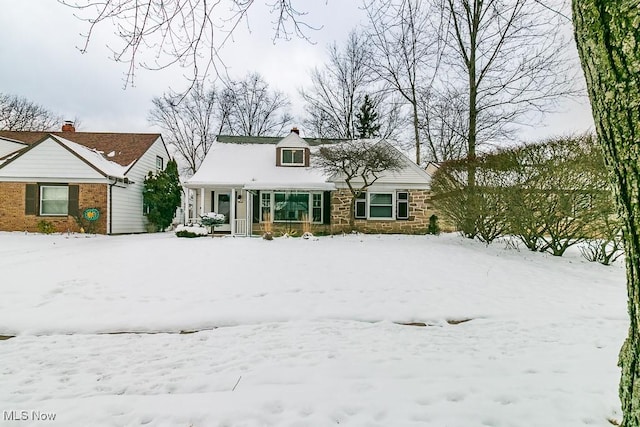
<box><xmin>427</xmin><ymin>214</ymin><xmax>440</xmax><ymax>235</ymax></box>
<box><xmin>175</xmin><ymin>224</ymin><xmax>208</xmax><ymax>238</ymax></box>
<box><xmin>37</xmin><ymin>220</ymin><xmax>56</xmax><ymax>234</ymax></box>
<box><xmin>143</xmin><ymin>159</ymin><xmax>182</xmax><ymax>232</ymax></box>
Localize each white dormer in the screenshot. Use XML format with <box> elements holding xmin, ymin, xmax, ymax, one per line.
<box><xmin>276</xmin><ymin>128</ymin><xmax>310</xmax><ymax>167</ymax></box>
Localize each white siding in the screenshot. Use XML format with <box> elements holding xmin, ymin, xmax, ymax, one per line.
<box><xmin>0</xmin><ymin>137</ymin><xmax>106</xmax><ymax>182</ymax></box>
<box><xmin>110</xmin><ymin>137</ymin><xmax>169</xmax><ymax>234</ymax></box>
<box><xmin>0</xmin><ymin>139</ymin><xmax>26</xmax><ymax>158</ymax></box>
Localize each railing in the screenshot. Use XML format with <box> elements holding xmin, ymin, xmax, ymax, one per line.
<box><xmin>235</xmin><ymin>218</ymin><xmax>247</xmax><ymax>236</ymax></box>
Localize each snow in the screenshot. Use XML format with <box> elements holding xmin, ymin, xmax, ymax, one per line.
<box><xmin>53</xmin><ymin>135</ymin><xmax>129</xmax><ymax>179</ymax></box>
<box><xmin>185</xmin><ymin>143</ymin><xmax>334</xmax><ymax>190</ymax></box>
<box><xmin>0</xmin><ymin>232</ymin><xmax>627</xmax><ymax>426</ymax></box>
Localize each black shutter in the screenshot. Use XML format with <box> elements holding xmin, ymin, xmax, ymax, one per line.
<box><xmin>252</xmin><ymin>191</ymin><xmax>260</xmax><ymax>223</ymax></box>
<box><xmin>68</xmin><ymin>185</ymin><xmax>79</xmax><ymax>217</ymax></box>
<box><xmin>210</xmin><ymin>191</ymin><xmax>215</xmax><ymax>213</ymax></box>
<box><xmin>25</xmin><ymin>184</ymin><xmax>38</xmax><ymax>215</ymax></box>
<box><xmin>323</xmin><ymin>191</ymin><xmax>331</xmax><ymax>224</ymax></box>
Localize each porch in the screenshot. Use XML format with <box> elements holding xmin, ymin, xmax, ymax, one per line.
<box><xmin>184</xmin><ymin>186</ymin><xmax>253</xmax><ymax>237</ymax></box>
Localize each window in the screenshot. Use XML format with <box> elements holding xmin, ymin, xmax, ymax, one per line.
<box><xmin>261</xmin><ymin>192</ymin><xmax>271</xmax><ymax>222</ymax></box>
<box><xmin>40</xmin><ymin>185</ymin><xmax>69</xmax><ymax>216</ymax></box>
<box><xmin>156</xmin><ymin>156</ymin><xmax>164</xmax><ymax>171</ymax></box>
<box><xmin>281</xmin><ymin>149</ymin><xmax>304</xmax><ymax>166</ymax></box>
<box><xmin>312</xmin><ymin>193</ymin><xmax>322</xmax><ymax>222</ymax></box>
<box><xmin>354</xmin><ymin>192</ymin><xmax>367</xmax><ymax>219</ymax></box>
<box><xmin>260</xmin><ymin>192</ymin><xmax>323</xmax><ymax>223</ymax></box>
<box><xmin>397</xmin><ymin>192</ymin><xmax>409</xmax><ymax>220</ymax></box>
<box><xmin>274</xmin><ymin>192</ymin><xmax>309</xmax><ymax>221</ymax></box>
<box><xmin>369</xmin><ymin>193</ymin><xmax>393</xmax><ymax>219</ymax></box>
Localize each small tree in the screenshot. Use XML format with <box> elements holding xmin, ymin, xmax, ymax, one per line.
<box><xmin>316</xmin><ymin>140</ymin><xmax>404</xmax><ymax>230</ymax></box>
<box><xmin>355</xmin><ymin>95</ymin><xmax>382</xmax><ymax>139</ymax></box>
<box><xmin>143</xmin><ymin>159</ymin><xmax>182</xmax><ymax>232</ymax></box>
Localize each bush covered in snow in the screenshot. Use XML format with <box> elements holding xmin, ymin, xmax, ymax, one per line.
<box><xmin>175</xmin><ymin>224</ymin><xmax>208</xmax><ymax>238</ymax></box>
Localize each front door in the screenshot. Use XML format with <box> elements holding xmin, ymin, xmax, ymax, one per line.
<box><xmin>216</xmin><ymin>193</ymin><xmax>231</xmax><ymax>232</ymax></box>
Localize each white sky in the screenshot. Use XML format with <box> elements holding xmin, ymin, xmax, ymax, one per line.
<box><xmin>0</xmin><ymin>0</ymin><xmax>594</xmax><ymax>143</ymax></box>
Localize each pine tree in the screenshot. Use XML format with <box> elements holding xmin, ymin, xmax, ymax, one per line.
<box><xmin>143</xmin><ymin>159</ymin><xmax>182</xmax><ymax>231</ymax></box>
<box><xmin>355</xmin><ymin>95</ymin><xmax>381</xmax><ymax>139</ymax></box>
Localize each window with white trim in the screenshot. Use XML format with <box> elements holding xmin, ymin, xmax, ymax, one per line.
<box><xmin>369</xmin><ymin>193</ymin><xmax>394</xmax><ymax>219</ymax></box>
<box><xmin>281</xmin><ymin>149</ymin><xmax>304</xmax><ymax>166</ymax></box>
<box><xmin>312</xmin><ymin>193</ymin><xmax>322</xmax><ymax>222</ymax></box>
<box><xmin>40</xmin><ymin>185</ymin><xmax>69</xmax><ymax>216</ymax></box>
<box><xmin>156</xmin><ymin>156</ymin><xmax>164</xmax><ymax>171</ymax></box>
<box><xmin>261</xmin><ymin>192</ymin><xmax>271</xmax><ymax>222</ymax></box>
<box><xmin>260</xmin><ymin>192</ymin><xmax>323</xmax><ymax>223</ymax></box>
<box><xmin>396</xmin><ymin>191</ymin><xmax>409</xmax><ymax>220</ymax></box>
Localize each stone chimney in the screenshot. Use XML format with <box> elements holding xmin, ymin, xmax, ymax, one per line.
<box><xmin>291</xmin><ymin>127</ymin><xmax>300</xmax><ymax>135</ymax></box>
<box><xmin>61</xmin><ymin>120</ymin><xmax>75</xmax><ymax>132</ymax></box>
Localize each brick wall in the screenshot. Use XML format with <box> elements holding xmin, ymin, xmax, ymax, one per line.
<box><xmin>0</xmin><ymin>182</ymin><xmax>108</xmax><ymax>234</ymax></box>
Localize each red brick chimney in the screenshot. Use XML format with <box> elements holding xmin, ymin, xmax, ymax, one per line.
<box><xmin>291</xmin><ymin>127</ymin><xmax>300</xmax><ymax>135</ymax></box>
<box><xmin>61</xmin><ymin>120</ymin><xmax>75</xmax><ymax>132</ymax></box>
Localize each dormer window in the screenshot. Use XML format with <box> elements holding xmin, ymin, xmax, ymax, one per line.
<box><xmin>281</xmin><ymin>149</ymin><xmax>305</xmax><ymax>166</ymax></box>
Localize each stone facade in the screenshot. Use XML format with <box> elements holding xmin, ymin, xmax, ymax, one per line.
<box><xmin>330</xmin><ymin>188</ymin><xmax>433</xmax><ymax>234</ymax></box>
<box><xmin>248</xmin><ymin>189</ymin><xmax>435</xmax><ymax>236</ymax></box>
<box><xmin>0</xmin><ymin>182</ymin><xmax>108</xmax><ymax>234</ymax></box>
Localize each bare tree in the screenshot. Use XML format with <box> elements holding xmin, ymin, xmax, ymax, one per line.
<box><xmin>418</xmin><ymin>87</ymin><xmax>468</xmax><ymax>162</ymax></box>
<box><xmin>436</xmin><ymin>0</ymin><xmax>577</xmax><ymax>161</ymax></box>
<box><xmin>573</xmin><ymin>2</ymin><xmax>640</xmax><ymax>425</ymax></box>
<box><xmin>315</xmin><ymin>140</ymin><xmax>404</xmax><ymax>229</ymax></box>
<box><xmin>301</xmin><ymin>31</ymin><xmax>397</xmax><ymax>139</ymax></box>
<box><xmin>222</xmin><ymin>73</ymin><xmax>292</xmax><ymax>136</ymax></box>
<box><xmin>364</xmin><ymin>0</ymin><xmax>437</xmax><ymax>165</ymax></box>
<box><xmin>0</xmin><ymin>93</ymin><xmax>61</xmax><ymax>131</ymax></box>
<box><xmin>59</xmin><ymin>0</ymin><xmax>319</xmax><ymax>87</ymax></box>
<box><xmin>148</xmin><ymin>82</ymin><xmax>227</xmax><ymax>176</ymax></box>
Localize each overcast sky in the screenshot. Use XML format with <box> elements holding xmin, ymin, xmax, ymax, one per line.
<box><xmin>0</xmin><ymin>0</ymin><xmax>594</xmax><ymax>143</ymax></box>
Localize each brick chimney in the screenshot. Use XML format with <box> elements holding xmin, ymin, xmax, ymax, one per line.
<box><xmin>61</xmin><ymin>120</ymin><xmax>75</xmax><ymax>132</ymax></box>
<box><xmin>291</xmin><ymin>127</ymin><xmax>300</xmax><ymax>135</ymax></box>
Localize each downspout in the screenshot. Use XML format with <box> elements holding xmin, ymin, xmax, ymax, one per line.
<box><xmin>108</xmin><ymin>177</ymin><xmax>117</xmax><ymax>235</ymax></box>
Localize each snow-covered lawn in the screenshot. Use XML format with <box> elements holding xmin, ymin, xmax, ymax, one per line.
<box><xmin>0</xmin><ymin>232</ymin><xmax>628</xmax><ymax>426</ymax></box>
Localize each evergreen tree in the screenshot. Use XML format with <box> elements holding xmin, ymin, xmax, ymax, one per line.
<box><xmin>355</xmin><ymin>95</ymin><xmax>381</xmax><ymax>139</ymax></box>
<box><xmin>143</xmin><ymin>159</ymin><xmax>182</xmax><ymax>231</ymax></box>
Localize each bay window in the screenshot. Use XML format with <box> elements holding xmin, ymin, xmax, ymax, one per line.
<box><xmin>260</xmin><ymin>192</ymin><xmax>323</xmax><ymax>223</ymax></box>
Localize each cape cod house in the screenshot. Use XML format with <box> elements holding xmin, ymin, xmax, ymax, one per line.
<box><xmin>183</xmin><ymin>128</ymin><xmax>433</xmax><ymax>235</ymax></box>
<box><xmin>0</xmin><ymin>123</ymin><xmax>170</xmax><ymax>234</ymax></box>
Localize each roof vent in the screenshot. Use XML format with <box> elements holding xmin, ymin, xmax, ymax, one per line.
<box><xmin>61</xmin><ymin>121</ymin><xmax>75</xmax><ymax>132</ymax></box>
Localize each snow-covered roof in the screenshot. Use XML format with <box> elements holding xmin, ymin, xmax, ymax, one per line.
<box><xmin>275</xmin><ymin>132</ymin><xmax>309</xmax><ymax>148</ymax></box>
<box><xmin>53</xmin><ymin>135</ymin><xmax>129</xmax><ymax>179</ymax></box>
<box><xmin>185</xmin><ymin>143</ymin><xmax>335</xmax><ymax>190</ymax></box>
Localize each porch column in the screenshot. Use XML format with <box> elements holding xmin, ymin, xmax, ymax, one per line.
<box><xmin>230</xmin><ymin>187</ymin><xmax>236</xmax><ymax>235</ymax></box>
<box><xmin>246</xmin><ymin>190</ymin><xmax>252</xmax><ymax>237</ymax></box>
<box><xmin>199</xmin><ymin>187</ymin><xmax>205</xmax><ymax>217</ymax></box>
<box><xmin>183</xmin><ymin>188</ymin><xmax>189</xmax><ymax>224</ymax></box>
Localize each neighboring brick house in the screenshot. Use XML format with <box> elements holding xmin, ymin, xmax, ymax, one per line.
<box><xmin>0</xmin><ymin>124</ymin><xmax>170</xmax><ymax>234</ymax></box>
<box><xmin>183</xmin><ymin>128</ymin><xmax>434</xmax><ymax>235</ymax></box>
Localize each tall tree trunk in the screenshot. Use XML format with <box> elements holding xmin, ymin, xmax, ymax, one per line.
<box><xmin>412</xmin><ymin>99</ymin><xmax>421</xmax><ymax>165</ymax></box>
<box><xmin>573</xmin><ymin>2</ymin><xmax>640</xmax><ymax>425</ymax></box>
<box><xmin>462</xmin><ymin>0</ymin><xmax>479</xmax><ymax>238</ymax></box>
